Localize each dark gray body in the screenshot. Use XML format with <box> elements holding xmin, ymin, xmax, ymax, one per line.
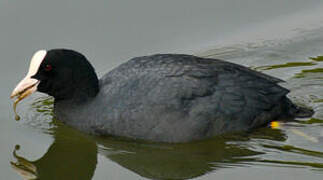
<box><xmin>55</xmin><ymin>54</ymin><xmax>291</xmax><ymax>142</ymax></box>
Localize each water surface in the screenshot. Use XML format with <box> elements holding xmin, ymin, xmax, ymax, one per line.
<box><xmin>1</xmin><ymin>1</ymin><xmax>323</xmax><ymax>179</ymax></box>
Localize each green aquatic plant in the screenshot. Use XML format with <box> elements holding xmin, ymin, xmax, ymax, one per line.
<box><xmin>255</xmin><ymin>62</ymin><xmax>316</xmax><ymax>71</ymax></box>
<box><xmin>309</xmin><ymin>56</ymin><xmax>323</xmax><ymax>62</ymax></box>
<box><xmin>294</xmin><ymin>68</ymin><xmax>323</xmax><ymax>78</ymax></box>
<box><xmin>262</xmin><ymin>144</ymin><xmax>323</xmax><ymax>158</ymax></box>
<box><xmin>296</xmin><ymin>118</ymin><xmax>323</xmax><ymax>125</ymax></box>
<box><xmin>260</xmin><ymin>159</ymin><xmax>323</xmax><ymax>169</ymax></box>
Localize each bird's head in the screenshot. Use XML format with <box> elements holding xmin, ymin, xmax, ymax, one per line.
<box><xmin>11</xmin><ymin>49</ymin><xmax>99</xmax><ymax>104</ymax></box>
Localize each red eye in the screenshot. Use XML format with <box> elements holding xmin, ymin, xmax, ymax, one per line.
<box><xmin>45</xmin><ymin>64</ymin><xmax>52</xmax><ymax>71</ymax></box>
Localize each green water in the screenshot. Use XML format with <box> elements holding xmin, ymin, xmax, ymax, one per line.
<box><xmin>1</xmin><ymin>0</ymin><xmax>323</xmax><ymax>180</ymax></box>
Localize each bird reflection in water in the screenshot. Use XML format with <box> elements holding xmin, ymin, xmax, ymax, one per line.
<box><xmin>10</xmin><ymin>97</ymin><xmax>288</xmax><ymax>180</ymax></box>
<box><xmin>11</xmin><ymin>145</ymin><xmax>37</xmax><ymax>180</ymax></box>
<box><xmin>10</xmin><ymin>125</ymin><xmax>288</xmax><ymax>180</ymax></box>
<box><xmin>10</xmin><ymin>124</ymin><xmax>98</xmax><ymax>180</ymax></box>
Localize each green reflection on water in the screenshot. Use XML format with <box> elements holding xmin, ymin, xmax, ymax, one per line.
<box><xmin>94</xmin><ymin>131</ymin><xmax>272</xmax><ymax>180</ymax></box>
<box><xmin>260</xmin><ymin>160</ymin><xmax>323</xmax><ymax>169</ymax></box>
<box><xmin>11</xmin><ymin>122</ymin><xmax>264</xmax><ymax>180</ymax></box>
<box><xmin>31</xmin><ymin>97</ymin><xmax>54</xmax><ymax>116</ymax></box>
<box><xmin>261</xmin><ymin>144</ymin><xmax>323</xmax><ymax>158</ymax></box>
<box><xmin>296</xmin><ymin>118</ymin><xmax>323</xmax><ymax>125</ymax></box>
<box><xmin>253</xmin><ymin>55</ymin><xmax>323</xmax><ymax>80</ymax></box>
<box><xmin>255</xmin><ymin>62</ymin><xmax>316</xmax><ymax>71</ymax></box>
<box><xmin>11</xmin><ymin>123</ymin><xmax>98</xmax><ymax>180</ymax></box>
<box><xmin>295</xmin><ymin>68</ymin><xmax>323</xmax><ymax>78</ymax></box>
<box><xmin>313</xmin><ymin>99</ymin><xmax>323</xmax><ymax>103</ymax></box>
<box><xmin>10</xmin><ymin>85</ymin><xmax>323</xmax><ymax>180</ymax></box>
<box><xmin>309</xmin><ymin>56</ymin><xmax>323</xmax><ymax>62</ymax></box>
<box><xmin>254</xmin><ymin>55</ymin><xmax>323</xmax><ymax>72</ymax></box>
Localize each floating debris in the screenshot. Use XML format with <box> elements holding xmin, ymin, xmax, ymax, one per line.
<box><xmin>11</xmin><ymin>85</ymin><xmax>37</xmax><ymax>121</ymax></box>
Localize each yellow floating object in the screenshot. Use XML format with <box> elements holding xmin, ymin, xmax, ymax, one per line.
<box><xmin>270</xmin><ymin>121</ymin><xmax>280</xmax><ymax>129</ymax></box>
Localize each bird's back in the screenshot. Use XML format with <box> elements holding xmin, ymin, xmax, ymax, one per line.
<box><xmin>84</xmin><ymin>54</ymin><xmax>291</xmax><ymax>142</ymax></box>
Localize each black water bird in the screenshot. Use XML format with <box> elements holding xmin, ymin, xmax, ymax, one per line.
<box><xmin>11</xmin><ymin>49</ymin><xmax>313</xmax><ymax>142</ymax></box>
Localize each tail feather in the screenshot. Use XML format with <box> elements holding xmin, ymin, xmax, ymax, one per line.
<box><xmin>285</xmin><ymin>98</ymin><xmax>314</xmax><ymax>118</ymax></box>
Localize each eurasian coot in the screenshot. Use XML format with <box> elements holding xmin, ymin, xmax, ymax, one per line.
<box><xmin>11</xmin><ymin>49</ymin><xmax>313</xmax><ymax>142</ymax></box>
